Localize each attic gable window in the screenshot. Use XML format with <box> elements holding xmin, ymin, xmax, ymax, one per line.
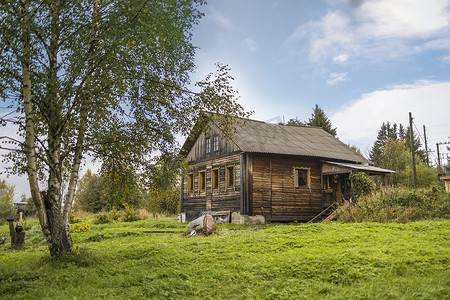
<box><xmin>294</xmin><ymin>168</ymin><xmax>310</xmax><ymax>189</ymax></box>
<box><xmin>213</xmin><ymin>136</ymin><xmax>219</xmax><ymax>151</ymax></box>
<box><xmin>205</xmin><ymin>137</ymin><xmax>211</xmax><ymax>153</ymax></box>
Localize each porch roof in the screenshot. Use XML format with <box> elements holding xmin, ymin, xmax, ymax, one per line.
<box><xmin>322</xmin><ymin>161</ymin><xmax>395</xmax><ymax>175</ymax></box>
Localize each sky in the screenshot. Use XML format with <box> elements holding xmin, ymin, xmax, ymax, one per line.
<box><xmin>2</xmin><ymin>0</ymin><xmax>450</xmax><ymax>200</ymax></box>
<box><xmin>191</xmin><ymin>0</ymin><xmax>450</xmax><ymax>157</ymax></box>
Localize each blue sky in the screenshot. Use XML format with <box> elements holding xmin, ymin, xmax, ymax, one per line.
<box><xmin>2</xmin><ymin>0</ymin><xmax>450</xmax><ymax>199</ymax></box>
<box><xmin>191</xmin><ymin>0</ymin><xmax>450</xmax><ymax>158</ymax></box>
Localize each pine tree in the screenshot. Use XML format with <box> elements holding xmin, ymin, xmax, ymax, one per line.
<box><xmin>370</xmin><ymin>122</ymin><xmax>397</xmax><ymax>165</ymax></box>
<box><xmin>307</xmin><ymin>104</ymin><xmax>337</xmax><ymax>137</ymax></box>
<box><xmin>404</xmin><ymin>126</ymin><xmax>426</xmax><ymax>163</ymax></box>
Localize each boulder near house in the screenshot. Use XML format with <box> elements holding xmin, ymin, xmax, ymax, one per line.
<box><xmin>180</xmin><ymin>115</ymin><xmax>393</xmax><ymax>223</ymax></box>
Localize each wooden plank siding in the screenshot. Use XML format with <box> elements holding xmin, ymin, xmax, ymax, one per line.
<box><xmin>182</xmin><ymin>136</ymin><xmax>242</xmax><ymax>220</ymax></box>
<box><xmin>185</xmin><ymin>125</ymin><xmax>241</xmax><ymax>164</ymax></box>
<box><xmin>251</xmin><ymin>154</ymin><xmax>323</xmax><ymax>221</ymax></box>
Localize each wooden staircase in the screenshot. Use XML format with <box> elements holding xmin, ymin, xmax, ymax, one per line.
<box><xmin>307</xmin><ymin>202</ymin><xmax>338</xmax><ymax>223</ymax></box>
<box><xmin>308</xmin><ymin>201</ymin><xmax>351</xmax><ymax>223</ymax></box>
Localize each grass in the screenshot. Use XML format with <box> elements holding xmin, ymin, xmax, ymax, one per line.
<box><xmin>0</xmin><ymin>217</ymin><xmax>449</xmax><ymax>299</ymax></box>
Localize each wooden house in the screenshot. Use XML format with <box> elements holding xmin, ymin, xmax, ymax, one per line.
<box><xmin>180</xmin><ymin>115</ymin><xmax>393</xmax><ymax>223</ymax></box>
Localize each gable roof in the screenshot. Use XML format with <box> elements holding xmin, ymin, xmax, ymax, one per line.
<box><xmin>181</xmin><ymin>115</ymin><xmax>369</xmax><ymax>164</ymax></box>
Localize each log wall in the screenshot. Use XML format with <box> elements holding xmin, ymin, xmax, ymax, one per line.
<box><xmin>182</xmin><ymin>153</ymin><xmax>241</xmax><ymax>221</ymax></box>
<box><xmin>251</xmin><ymin>154</ymin><xmax>323</xmax><ymax>221</ymax></box>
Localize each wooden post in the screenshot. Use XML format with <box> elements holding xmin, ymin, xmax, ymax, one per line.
<box><xmin>437</xmin><ymin>143</ymin><xmax>442</xmax><ymax>175</ymax></box>
<box><xmin>409</xmin><ymin>112</ymin><xmax>418</xmax><ymax>188</ymax></box>
<box><xmin>7</xmin><ymin>217</ymin><xmax>15</xmax><ymax>245</ymax></box>
<box><xmin>423</xmin><ymin>125</ymin><xmax>429</xmax><ymax>167</ymax></box>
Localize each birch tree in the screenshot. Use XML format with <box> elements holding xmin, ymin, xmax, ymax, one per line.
<box><xmin>0</xmin><ymin>0</ymin><xmax>248</xmax><ymax>256</ymax></box>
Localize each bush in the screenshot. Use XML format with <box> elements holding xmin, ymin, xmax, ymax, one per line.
<box><xmin>143</xmin><ymin>188</ymin><xmax>180</xmax><ymax>216</ymax></box>
<box><xmin>94</xmin><ymin>213</ymin><xmax>111</xmax><ymax>224</ymax></box>
<box><xmin>0</xmin><ymin>201</ymin><xmax>16</xmax><ymax>225</ymax></box>
<box><xmin>0</xmin><ymin>232</ymin><xmax>6</xmax><ymax>244</ymax></box>
<box><xmin>69</xmin><ymin>222</ymin><xmax>90</xmax><ymax>233</ymax></box>
<box><xmin>349</xmin><ymin>172</ymin><xmax>375</xmax><ymax>198</ymax></box>
<box><xmin>108</xmin><ymin>208</ymin><xmax>122</xmax><ymax>220</ymax></box>
<box><xmin>122</xmin><ymin>206</ymin><xmax>142</xmax><ymax>222</ymax></box>
<box><xmin>69</xmin><ymin>210</ymin><xmax>80</xmax><ymax>223</ymax></box>
<box><xmin>337</xmin><ymin>186</ymin><xmax>450</xmax><ymax>223</ymax></box>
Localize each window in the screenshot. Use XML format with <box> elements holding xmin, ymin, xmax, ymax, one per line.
<box><xmin>212</xmin><ymin>168</ymin><xmax>219</xmax><ymax>190</ymax></box>
<box><xmin>199</xmin><ymin>170</ymin><xmax>206</xmax><ymax>192</ymax></box>
<box><xmin>205</xmin><ymin>137</ymin><xmax>211</xmax><ymax>153</ymax></box>
<box><xmin>294</xmin><ymin>168</ymin><xmax>310</xmax><ymax>188</ymax></box>
<box><xmin>187</xmin><ymin>173</ymin><xmax>194</xmax><ymax>191</ymax></box>
<box><xmin>213</xmin><ymin>136</ymin><xmax>219</xmax><ymax>152</ymax></box>
<box><xmin>226</xmin><ymin>165</ymin><xmax>235</xmax><ymax>188</ymax></box>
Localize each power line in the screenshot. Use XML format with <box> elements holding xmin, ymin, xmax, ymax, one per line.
<box><xmin>412</xmin><ymin>121</ymin><xmax>426</xmax><ymax>145</ymax></box>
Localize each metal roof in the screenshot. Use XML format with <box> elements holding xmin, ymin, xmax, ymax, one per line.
<box><xmin>180</xmin><ymin>115</ymin><xmax>371</xmax><ymax>164</ymax></box>
<box><xmin>231</xmin><ymin>119</ymin><xmax>370</xmax><ymax>164</ymax></box>
<box><xmin>323</xmin><ymin>161</ymin><xmax>395</xmax><ymax>174</ymax></box>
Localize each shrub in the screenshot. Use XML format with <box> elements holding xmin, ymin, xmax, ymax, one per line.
<box><xmin>349</xmin><ymin>172</ymin><xmax>375</xmax><ymax>198</ymax></box>
<box><xmin>337</xmin><ymin>186</ymin><xmax>450</xmax><ymax>223</ymax></box>
<box><xmin>143</xmin><ymin>188</ymin><xmax>180</xmax><ymax>216</ymax></box>
<box><xmin>0</xmin><ymin>201</ymin><xmax>16</xmax><ymax>225</ymax></box>
<box><xmin>69</xmin><ymin>222</ymin><xmax>90</xmax><ymax>233</ymax></box>
<box><xmin>0</xmin><ymin>232</ymin><xmax>6</xmax><ymax>244</ymax></box>
<box><xmin>122</xmin><ymin>205</ymin><xmax>142</xmax><ymax>222</ymax></box>
<box><xmin>94</xmin><ymin>213</ymin><xmax>111</xmax><ymax>224</ymax></box>
<box><xmin>108</xmin><ymin>208</ymin><xmax>122</xmax><ymax>220</ymax></box>
<box><xmin>69</xmin><ymin>210</ymin><xmax>80</xmax><ymax>223</ymax></box>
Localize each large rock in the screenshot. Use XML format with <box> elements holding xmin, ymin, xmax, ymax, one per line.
<box><xmin>186</xmin><ymin>215</ymin><xmax>216</xmax><ymax>236</ymax></box>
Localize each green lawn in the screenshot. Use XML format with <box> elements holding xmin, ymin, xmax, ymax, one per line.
<box><xmin>1</xmin><ymin>218</ymin><xmax>448</xmax><ymax>299</ymax></box>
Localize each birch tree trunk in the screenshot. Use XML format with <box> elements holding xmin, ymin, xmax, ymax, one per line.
<box><xmin>43</xmin><ymin>0</ymin><xmax>71</xmax><ymax>255</ymax></box>
<box><xmin>63</xmin><ymin>0</ymin><xmax>100</xmax><ymax>236</ymax></box>
<box><xmin>21</xmin><ymin>0</ymin><xmax>51</xmax><ymax>241</ymax></box>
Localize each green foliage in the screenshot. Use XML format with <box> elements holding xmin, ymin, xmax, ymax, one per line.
<box><xmin>397</xmin><ymin>155</ymin><xmax>438</xmax><ymax>188</ymax></box>
<box><xmin>349</xmin><ymin>172</ymin><xmax>374</xmax><ymax>198</ymax></box>
<box><xmin>142</xmin><ymin>153</ymin><xmax>183</xmax><ymax>215</ymax></box>
<box><xmin>307</xmin><ymin>104</ymin><xmax>337</xmax><ymax>137</ymax></box>
<box><xmin>69</xmin><ymin>210</ymin><xmax>79</xmax><ymax>224</ymax></box>
<box><xmin>0</xmin><ymin>180</ymin><xmax>16</xmax><ymax>225</ymax></box>
<box><xmin>99</xmin><ymin>159</ymin><xmax>143</xmax><ymax>210</ymax></box>
<box><xmin>76</xmin><ymin>166</ymin><xmax>144</xmax><ymax>213</ymax></box>
<box><xmin>0</xmin><ymin>218</ymin><xmax>448</xmax><ymax>299</ymax></box>
<box><xmin>0</xmin><ymin>202</ymin><xmax>16</xmax><ymax>225</ymax></box>
<box><xmin>108</xmin><ymin>208</ymin><xmax>122</xmax><ymax>221</ymax></box>
<box><xmin>337</xmin><ymin>187</ymin><xmax>450</xmax><ymax>223</ymax></box>
<box><xmin>94</xmin><ymin>213</ymin><xmax>111</xmax><ymax>224</ymax></box>
<box><xmin>371</xmin><ymin>122</ymin><xmax>427</xmax><ymax>172</ymax></box>
<box><xmin>122</xmin><ymin>206</ymin><xmax>142</xmax><ymax>222</ymax></box>
<box><xmin>75</xmin><ymin>170</ymin><xmax>103</xmax><ymax>213</ymax></box>
<box><xmin>371</xmin><ymin>137</ymin><xmax>438</xmax><ymax>188</ymax></box>
<box><xmin>144</xmin><ymin>188</ymin><xmax>180</xmax><ymax>215</ymax></box>
<box><xmin>1</xmin><ymin>0</ymin><xmax>250</xmax><ymax>256</ymax></box>
<box><xmin>69</xmin><ymin>223</ymin><xmax>90</xmax><ymax>233</ymax></box>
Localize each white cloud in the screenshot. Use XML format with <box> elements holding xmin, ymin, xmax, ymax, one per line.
<box><xmin>331</xmin><ymin>80</ymin><xmax>450</xmax><ymax>159</ymax></box>
<box><xmin>242</xmin><ymin>37</ymin><xmax>258</xmax><ymax>53</ymax></box>
<box><xmin>327</xmin><ymin>72</ymin><xmax>348</xmax><ymax>86</ymax></box>
<box><xmin>357</xmin><ymin>0</ymin><xmax>450</xmax><ymax>38</ymax></box>
<box><xmin>208</xmin><ymin>7</ymin><xmax>235</xmax><ymax>30</ymax></box>
<box><xmin>442</xmin><ymin>55</ymin><xmax>450</xmax><ymax>63</ymax></box>
<box><xmin>333</xmin><ymin>54</ymin><xmax>349</xmax><ymax>64</ymax></box>
<box><xmin>286</xmin><ymin>0</ymin><xmax>450</xmax><ymax>64</ymax></box>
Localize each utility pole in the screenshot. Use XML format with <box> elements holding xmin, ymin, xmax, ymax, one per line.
<box><xmin>423</xmin><ymin>125</ymin><xmax>429</xmax><ymax>166</ymax></box>
<box><xmin>409</xmin><ymin>112</ymin><xmax>418</xmax><ymax>188</ymax></box>
<box><xmin>436</xmin><ymin>143</ymin><xmax>441</xmax><ymax>175</ymax></box>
